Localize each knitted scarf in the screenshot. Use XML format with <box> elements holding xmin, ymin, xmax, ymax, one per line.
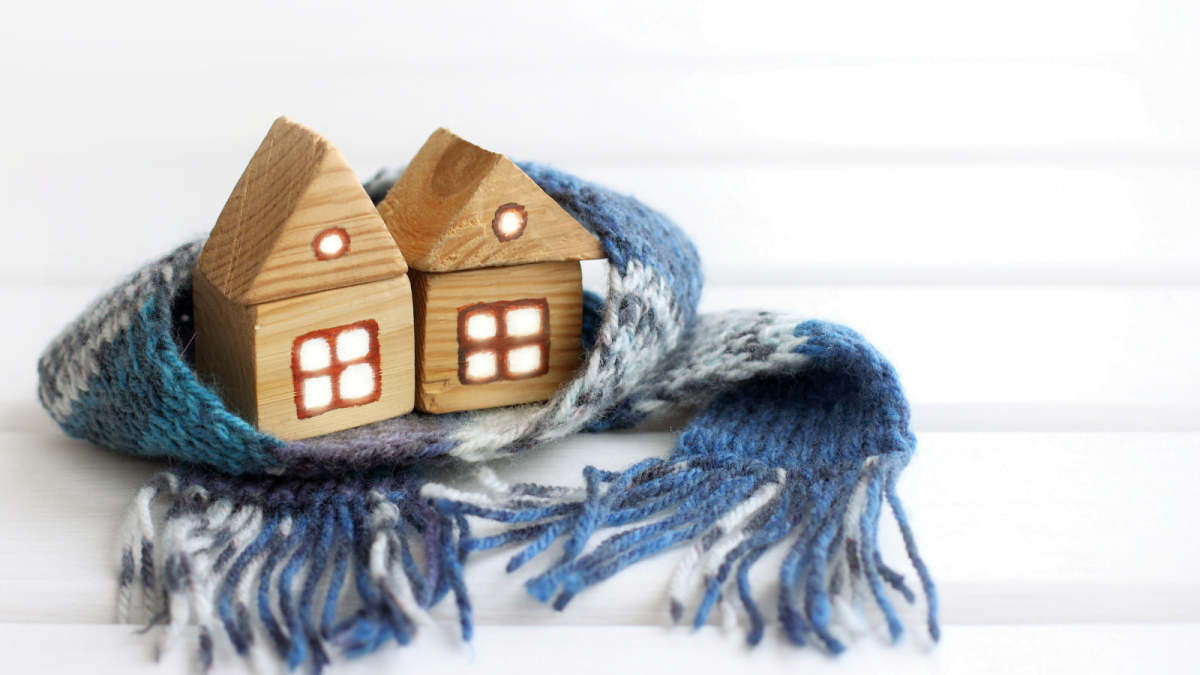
<box><xmin>37</xmin><ymin>164</ymin><xmax>937</xmax><ymax>671</ymax></box>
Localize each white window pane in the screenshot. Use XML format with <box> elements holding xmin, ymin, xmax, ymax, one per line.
<box><xmin>339</xmin><ymin>363</ymin><xmax>376</xmax><ymax>401</ymax></box>
<box><xmin>507</xmin><ymin>345</ymin><xmax>543</xmax><ymax>375</ymax></box>
<box><xmin>318</xmin><ymin>231</ymin><xmax>346</xmax><ymax>256</ymax></box>
<box><xmin>303</xmin><ymin>376</ymin><xmax>333</xmax><ymax>410</ymax></box>
<box><xmin>337</xmin><ymin>327</ymin><xmax>371</xmax><ymax>361</ymax></box>
<box><xmin>298</xmin><ymin>337</ymin><xmax>331</xmax><ymax>372</ymax></box>
<box><xmin>505</xmin><ymin>306</ymin><xmax>543</xmax><ymax>337</ymax></box>
<box><xmin>496</xmin><ymin>210</ymin><xmax>523</xmax><ymax>237</ymax></box>
<box><xmin>465</xmin><ymin>350</ymin><xmax>497</xmax><ymax>381</ymax></box>
<box><xmin>466</xmin><ymin>313</ymin><xmax>497</xmax><ymax>340</ymax></box>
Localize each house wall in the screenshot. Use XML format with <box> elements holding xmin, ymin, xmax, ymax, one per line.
<box><xmin>411</xmin><ymin>261</ymin><xmax>583</xmax><ymax>413</ymax></box>
<box><xmin>194</xmin><ymin>267</ymin><xmax>259</xmax><ymax>424</ymax></box>
<box><xmin>251</xmin><ymin>274</ymin><xmax>415</xmax><ymax>440</ymax></box>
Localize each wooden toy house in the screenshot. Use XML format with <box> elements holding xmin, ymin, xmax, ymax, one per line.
<box><xmin>193</xmin><ymin>117</ymin><xmax>415</xmax><ymax>440</ymax></box>
<box><xmin>376</xmin><ymin>129</ymin><xmax>604</xmax><ymax>414</ymax></box>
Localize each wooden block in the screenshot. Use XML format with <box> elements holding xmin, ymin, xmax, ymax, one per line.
<box><xmin>192</xmin><ymin>268</ymin><xmax>258</xmax><ymax>423</ymax></box>
<box><xmin>193</xmin><ymin>117</ymin><xmax>417</xmax><ymax>440</ymax></box>
<box><xmin>411</xmin><ymin>261</ymin><xmax>583</xmax><ymax>413</ymax></box>
<box><xmin>198</xmin><ymin>116</ymin><xmax>407</xmax><ymax>305</ymax></box>
<box><xmin>252</xmin><ymin>275</ymin><xmax>415</xmax><ymax>439</ymax></box>
<box><xmin>377</xmin><ymin>128</ymin><xmax>604</xmax><ymax>273</ymax></box>
<box><xmin>195</xmin><ymin>269</ymin><xmax>416</xmax><ymax>440</ymax></box>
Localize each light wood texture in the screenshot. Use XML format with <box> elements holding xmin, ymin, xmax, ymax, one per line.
<box><xmin>4</xmin><ymin>431</ymin><xmax>1200</xmax><ymax>627</ymax></box>
<box><xmin>192</xmin><ymin>267</ymin><xmax>258</xmax><ymax>423</ymax></box>
<box><xmin>377</xmin><ymin>129</ymin><xmax>603</xmax><ymax>273</ymax></box>
<box><xmin>411</xmin><ymin>262</ymin><xmax>583</xmax><ymax>413</ymax></box>
<box><xmin>198</xmin><ymin>116</ymin><xmax>407</xmax><ymax>306</ymax></box>
<box><xmin>8</xmin><ymin>5</ymin><xmax>1200</xmax><ymax>669</ymax></box>
<box><xmin>19</xmin><ymin>163</ymin><xmax>1200</xmax><ymax>288</ymax></box>
<box><xmin>20</xmin><ymin>283</ymin><xmax>1200</xmax><ymax>425</ymax></box>
<box><xmin>195</xmin><ymin>269</ymin><xmax>416</xmax><ymax>439</ymax></box>
<box><xmin>251</xmin><ymin>275</ymin><xmax>415</xmax><ymax>440</ymax></box>
<box><xmin>4</xmin><ymin>623</ymin><xmax>1199</xmax><ymax>675</ymax></box>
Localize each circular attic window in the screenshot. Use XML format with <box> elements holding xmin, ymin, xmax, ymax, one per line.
<box><xmin>313</xmin><ymin>228</ymin><xmax>350</xmax><ymax>260</ymax></box>
<box><xmin>491</xmin><ymin>203</ymin><xmax>528</xmax><ymax>242</ymax></box>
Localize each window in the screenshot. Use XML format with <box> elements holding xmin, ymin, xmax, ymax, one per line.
<box><xmin>291</xmin><ymin>319</ymin><xmax>381</xmax><ymax>418</ymax></box>
<box><xmin>491</xmin><ymin>203</ymin><xmax>528</xmax><ymax>242</ymax></box>
<box><xmin>312</xmin><ymin>227</ymin><xmax>350</xmax><ymax>260</ymax></box>
<box><xmin>458</xmin><ymin>298</ymin><xmax>549</xmax><ymax>384</ymax></box>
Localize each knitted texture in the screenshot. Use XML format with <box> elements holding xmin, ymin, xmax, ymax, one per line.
<box><xmin>39</xmin><ymin>165</ymin><xmax>936</xmax><ymax>670</ymax></box>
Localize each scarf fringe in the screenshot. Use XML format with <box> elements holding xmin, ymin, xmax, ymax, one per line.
<box><xmin>118</xmin><ymin>471</ymin><xmax>471</xmax><ymax>673</ymax></box>
<box><xmin>425</xmin><ymin>452</ymin><xmax>938</xmax><ymax>653</ymax></box>
<box><xmin>120</xmin><ymin>448</ymin><xmax>936</xmax><ymax>670</ymax></box>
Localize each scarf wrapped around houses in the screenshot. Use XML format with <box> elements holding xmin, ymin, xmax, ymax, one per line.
<box><xmin>37</xmin><ymin>164</ymin><xmax>937</xmax><ymax>671</ymax></box>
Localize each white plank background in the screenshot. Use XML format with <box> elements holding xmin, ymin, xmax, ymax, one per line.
<box><xmin>3</xmin><ymin>1</ymin><xmax>1199</xmax><ymax>672</ymax></box>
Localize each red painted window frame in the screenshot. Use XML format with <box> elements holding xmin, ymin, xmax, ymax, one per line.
<box><xmin>291</xmin><ymin>319</ymin><xmax>381</xmax><ymax>418</ymax></box>
<box><xmin>457</xmin><ymin>298</ymin><xmax>550</xmax><ymax>384</ymax></box>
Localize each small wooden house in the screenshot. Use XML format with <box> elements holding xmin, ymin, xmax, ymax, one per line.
<box><xmin>376</xmin><ymin>129</ymin><xmax>604</xmax><ymax>414</ymax></box>
<box><xmin>194</xmin><ymin>117</ymin><xmax>415</xmax><ymax>440</ymax></box>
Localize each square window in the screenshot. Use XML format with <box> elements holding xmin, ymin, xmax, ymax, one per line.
<box><xmin>457</xmin><ymin>298</ymin><xmax>549</xmax><ymax>385</ymax></box>
<box><xmin>292</xmin><ymin>320</ymin><xmax>381</xmax><ymax>418</ymax></box>
<box><xmin>339</xmin><ymin>363</ymin><xmax>377</xmax><ymax>401</ymax></box>
<box><xmin>506</xmin><ymin>344</ymin><xmax>543</xmax><ymax>375</ymax></box>
<box><xmin>464</xmin><ymin>350</ymin><xmax>498</xmax><ymax>382</ymax></box>
<box><xmin>303</xmin><ymin>375</ymin><xmax>333</xmax><ymax>410</ymax></box>
<box><xmin>505</xmin><ymin>306</ymin><xmax>543</xmax><ymax>337</ymax></box>
<box><xmin>298</xmin><ymin>337</ymin><xmax>331</xmax><ymax>372</ymax></box>
<box><xmin>337</xmin><ymin>327</ymin><xmax>371</xmax><ymax>361</ymax></box>
<box><xmin>465</xmin><ymin>312</ymin><xmax>497</xmax><ymax>339</ymax></box>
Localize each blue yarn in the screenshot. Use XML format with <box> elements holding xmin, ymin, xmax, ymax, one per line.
<box><xmin>41</xmin><ymin>162</ymin><xmax>935</xmax><ymax>669</ymax></box>
<box><xmin>519</xmin><ymin>162</ymin><xmax>704</xmax><ymax>323</ymax></box>
<box><xmin>54</xmin><ymin>293</ymin><xmax>281</xmax><ymax>474</ymax></box>
<box><xmin>436</xmin><ymin>318</ymin><xmax>937</xmax><ymax>651</ymax></box>
<box><xmin>217</xmin><ymin>514</ymin><xmax>280</xmax><ymax>655</ymax></box>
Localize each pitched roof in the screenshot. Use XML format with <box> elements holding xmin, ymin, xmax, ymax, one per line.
<box><xmin>199</xmin><ymin>117</ymin><xmax>407</xmax><ymax>305</ymax></box>
<box><xmin>376</xmin><ymin>129</ymin><xmax>603</xmax><ymax>273</ymax></box>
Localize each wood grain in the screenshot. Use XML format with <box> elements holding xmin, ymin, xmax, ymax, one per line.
<box><xmin>28</xmin><ymin>283</ymin><xmax>1200</xmax><ymax>420</ymax></box>
<box><xmin>9</xmin><ymin>5</ymin><xmax>1200</xmax><ymax>670</ymax></box>
<box><xmin>377</xmin><ymin>129</ymin><xmax>603</xmax><ymax>273</ymax></box>
<box><xmin>192</xmin><ymin>267</ymin><xmax>258</xmax><ymax>424</ymax></box>
<box><xmin>195</xmin><ymin>268</ymin><xmax>416</xmax><ymax>439</ymax></box>
<box><xmin>4</xmin><ymin>431</ymin><xmax>1200</xmax><ymax>627</ymax></box>
<box><xmin>5</xmin><ymin>624</ymin><xmax>1200</xmax><ymax>675</ymax></box>
<box><xmin>198</xmin><ymin>116</ymin><xmax>407</xmax><ymax>305</ymax></box>
<box><xmin>411</xmin><ymin>262</ymin><xmax>583</xmax><ymax>413</ymax></box>
<box><xmin>252</xmin><ymin>275</ymin><xmax>416</xmax><ymax>440</ymax></box>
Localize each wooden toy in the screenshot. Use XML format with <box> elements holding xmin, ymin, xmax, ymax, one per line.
<box><xmin>377</xmin><ymin>129</ymin><xmax>604</xmax><ymax>413</ymax></box>
<box><xmin>193</xmin><ymin>117</ymin><xmax>415</xmax><ymax>440</ymax></box>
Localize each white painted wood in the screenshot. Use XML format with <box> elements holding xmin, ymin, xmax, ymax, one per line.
<box><xmin>699</xmin><ymin>286</ymin><xmax>1200</xmax><ymax>416</ymax></box>
<box><xmin>0</xmin><ymin>1</ymin><xmax>1148</xmax><ymax>68</ymax></box>
<box><xmin>11</xmin><ymin>284</ymin><xmax>1200</xmax><ymax>430</ymax></box>
<box><xmin>10</xmin><ymin>161</ymin><xmax>1200</xmax><ymax>286</ymax></box>
<box><xmin>571</xmin><ymin>165</ymin><xmax>1200</xmax><ymax>279</ymax></box>
<box><xmin>0</xmin><ymin>623</ymin><xmax>1196</xmax><ymax>675</ymax></box>
<box><xmin>4</xmin><ymin>62</ymin><xmax>1176</xmax><ymax>158</ymax></box>
<box><xmin>2</xmin><ymin>431</ymin><xmax>1197</xmax><ymax>626</ymax></box>
<box><xmin>9</xmin><ymin>2</ymin><xmax>1200</xmax><ymax>158</ymax></box>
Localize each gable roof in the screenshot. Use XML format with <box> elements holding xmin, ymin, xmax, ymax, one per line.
<box><xmin>376</xmin><ymin>129</ymin><xmax>603</xmax><ymax>273</ymax></box>
<box><xmin>199</xmin><ymin>117</ymin><xmax>407</xmax><ymax>306</ymax></box>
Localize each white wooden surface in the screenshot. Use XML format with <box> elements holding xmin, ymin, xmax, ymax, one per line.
<box><xmin>3</xmin><ymin>1</ymin><xmax>1199</xmax><ymax>672</ymax></box>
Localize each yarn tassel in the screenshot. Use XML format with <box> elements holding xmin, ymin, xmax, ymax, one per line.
<box><xmin>430</xmin><ymin>425</ymin><xmax>933</xmax><ymax>652</ymax></box>
<box><xmin>117</xmin><ymin>469</ymin><xmax>463</xmax><ymax>672</ymax></box>
<box><xmin>114</xmin><ymin>303</ymin><xmax>935</xmax><ymax>663</ymax></box>
<box><xmin>427</xmin><ymin>321</ymin><xmax>938</xmax><ymax>651</ymax></box>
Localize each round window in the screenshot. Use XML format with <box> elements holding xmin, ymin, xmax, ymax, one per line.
<box><xmin>491</xmin><ymin>203</ymin><xmax>528</xmax><ymax>242</ymax></box>
<box><xmin>312</xmin><ymin>227</ymin><xmax>350</xmax><ymax>260</ymax></box>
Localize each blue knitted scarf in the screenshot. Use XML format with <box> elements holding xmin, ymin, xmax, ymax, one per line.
<box><xmin>38</xmin><ymin>164</ymin><xmax>936</xmax><ymax>670</ymax></box>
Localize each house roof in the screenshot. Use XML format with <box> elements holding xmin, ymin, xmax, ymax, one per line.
<box><xmin>198</xmin><ymin>117</ymin><xmax>407</xmax><ymax>306</ymax></box>
<box><xmin>376</xmin><ymin>129</ymin><xmax>603</xmax><ymax>273</ymax></box>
